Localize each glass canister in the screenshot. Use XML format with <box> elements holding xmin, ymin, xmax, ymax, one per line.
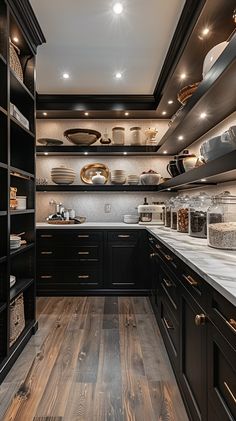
<box><xmin>171</xmin><ymin>196</ymin><xmax>180</xmax><ymax>230</ymax></box>
<box><xmin>207</xmin><ymin>191</ymin><xmax>236</xmax><ymax>249</ymax></box>
<box><xmin>130</xmin><ymin>127</ymin><xmax>142</xmax><ymax>145</ymax></box>
<box><xmin>177</xmin><ymin>195</ymin><xmax>190</xmax><ymax>233</ymax></box>
<box><xmin>112</xmin><ymin>127</ymin><xmax>125</xmax><ymax>145</ymax></box>
<box><xmin>165</xmin><ymin>197</ymin><xmax>175</xmax><ymax>228</ymax></box>
<box><xmin>189</xmin><ymin>192</ymin><xmax>212</xmax><ymax>238</ymax></box>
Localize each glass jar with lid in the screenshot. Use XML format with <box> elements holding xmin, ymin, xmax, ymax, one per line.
<box><xmin>130</xmin><ymin>127</ymin><xmax>142</xmax><ymax>145</ymax></box>
<box><xmin>171</xmin><ymin>196</ymin><xmax>180</xmax><ymax>230</ymax></box>
<box><xmin>177</xmin><ymin>195</ymin><xmax>190</xmax><ymax>233</ymax></box>
<box><xmin>207</xmin><ymin>191</ymin><xmax>236</xmax><ymax>249</ymax></box>
<box><xmin>165</xmin><ymin>197</ymin><xmax>175</xmax><ymax>228</ymax></box>
<box><xmin>112</xmin><ymin>127</ymin><xmax>125</xmax><ymax>145</ymax></box>
<box><xmin>189</xmin><ymin>192</ymin><xmax>212</xmax><ymax>238</ymax></box>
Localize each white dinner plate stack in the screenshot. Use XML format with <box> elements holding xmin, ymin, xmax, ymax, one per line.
<box><xmin>111</xmin><ymin>170</ymin><xmax>126</xmax><ymax>184</ymax></box>
<box><xmin>127</xmin><ymin>174</ymin><xmax>139</xmax><ymax>185</ymax></box>
<box><xmin>51</xmin><ymin>166</ymin><xmax>76</xmax><ymax>185</ymax></box>
<box><xmin>123</xmin><ymin>214</ymin><xmax>139</xmax><ymax>224</ymax></box>
<box><xmin>10</xmin><ymin>235</ymin><xmax>21</xmax><ymax>250</ymax></box>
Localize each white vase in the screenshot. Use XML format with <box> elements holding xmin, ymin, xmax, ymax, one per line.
<box><xmin>91</xmin><ymin>171</ymin><xmax>106</xmax><ymax>185</ymax></box>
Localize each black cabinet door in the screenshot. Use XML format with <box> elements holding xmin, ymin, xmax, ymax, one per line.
<box><xmin>207</xmin><ymin>322</ymin><xmax>236</xmax><ymax>421</ymax></box>
<box><xmin>179</xmin><ymin>285</ymin><xmax>207</xmax><ymax>421</ymax></box>
<box><xmin>149</xmin><ymin>244</ymin><xmax>159</xmax><ymax>312</ymax></box>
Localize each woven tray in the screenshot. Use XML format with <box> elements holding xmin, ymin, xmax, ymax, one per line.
<box><xmin>47</xmin><ymin>220</ymin><xmax>75</xmax><ymax>225</ymax></box>
<box><xmin>10</xmin><ymin>293</ymin><xmax>25</xmax><ymax>347</ymax></box>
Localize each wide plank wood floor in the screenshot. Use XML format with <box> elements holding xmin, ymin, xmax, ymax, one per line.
<box><xmin>0</xmin><ymin>297</ymin><xmax>189</xmax><ymax>421</ymax></box>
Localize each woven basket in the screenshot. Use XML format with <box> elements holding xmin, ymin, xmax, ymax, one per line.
<box><xmin>177</xmin><ymin>82</ymin><xmax>200</xmax><ymax>105</ymax></box>
<box><xmin>9</xmin><ymin>40</ymin><xmax>23</xmax><ymax>82</ymax></box>
<box><xmin>10</xmin><ymin>293</ymin><xmax>25</xmax><ymax>347</ymax></box>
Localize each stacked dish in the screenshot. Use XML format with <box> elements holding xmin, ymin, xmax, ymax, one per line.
<box><xmin>10</xmin><ymin>275</ymin><xmax>16</xmax><ymax>288</ymax></box>
<box><xmin>10</xmin><ymin>235</ymin><xmax>21</xmax><ymax>250</ymax></box>
<box><xmin>123</xmin><ymin>214</ymin><xmax>139</xmax><ymax>224</ymax></box>
<box><xmin>111</xmin><ymin>170</ymin><xmax>126</xmax><ymax>184</ymax></box>
<box><xmin>127</xmin><ymin>174</ymin><xmax>139</xmax><ymax>185</ymax></box>
<box><xmin>51</xmin><ymin>165</ymin><xmax>76</xmax><ymax>185</ymax></box>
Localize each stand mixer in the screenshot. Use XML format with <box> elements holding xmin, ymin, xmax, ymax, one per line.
<box><xmin>138</xmin><ymin>203</ymin><xmax>164</xmax><ymax>225</ymax></box>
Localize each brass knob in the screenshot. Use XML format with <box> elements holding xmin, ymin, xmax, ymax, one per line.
<box><xmin>195</xmin><ymin>314</ymin><xmax>206</xmax><ymax>326</ymax></box>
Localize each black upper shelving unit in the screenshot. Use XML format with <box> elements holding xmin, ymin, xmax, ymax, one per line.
<box><xmin>36</xmin><ymin>145</ymin><xmax>162</xmax><ymax>156</ymax></box>
<box><xmin>158</xmin><ymin>33</ymin><xmax>236</xmax><ymax>155</ymax></box>
<box><xmin>36</xmin><ymin>184</ymin><xmax>159</xmax><ymax>192</ymax></box>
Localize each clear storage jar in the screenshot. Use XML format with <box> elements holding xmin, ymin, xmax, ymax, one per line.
<box><xmin>171</xmin><ymin>197</ymin><xmax>180</xmax><ymax>230</ymax></box>
<box><xmin>130</xmin><ymin>127</ymin><xmax>142</xmax><ymax>145</ymax></box>
<box><xmin>177</xmin><ymin>195</ymin><xmax>190</xmax><ymax>233</ymax></box>
<box><xmin>165</xmin><ymin>197</ymin><xmax>175</xmax><ymax>228</ymax></box>
<box><xmin>112</xmin><ymin>127</ymin><xmax>125</xmax><ymax>145</ymax></box>
<box><xmin>207</xmin><ymin>191</ymin><xmax>236</xmax><ymax>249</ymax></box>
<box><xmin>189</xmin><ymin>192</ymin><xmax>212</xmax><ymax>238</ymax></box>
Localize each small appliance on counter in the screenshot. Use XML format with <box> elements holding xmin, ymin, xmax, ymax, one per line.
<box><xmin>138</xmin><ymin>198</ymin><xmax>164</xmax><ymax>225</ymax></box>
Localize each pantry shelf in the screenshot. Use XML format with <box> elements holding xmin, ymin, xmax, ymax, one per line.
<box><xmin>36</xmin><ymin>184</ymin><xmax>159</xmax><ymax>192</ymax></box>
<box><xmin>36</xmin><ymin>145</ymin><xmax>162</xmax><ymax>156</ymax></box>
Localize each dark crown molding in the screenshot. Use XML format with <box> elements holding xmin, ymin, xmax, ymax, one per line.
<box><xmin>6</xmin><ymin>0</ymin><xmax>46</xmax><ymax>54</ymax></box>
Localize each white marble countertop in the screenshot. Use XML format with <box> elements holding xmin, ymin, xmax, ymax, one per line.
<box><xmin>36</xmin><ymin>222</ymin><xmax>236</xmax><ymax>306</ymax></box>
<box><xmin>148</xmin><ymin>226</ymin><xmax>236</xmax><ymax>307</ymax></box>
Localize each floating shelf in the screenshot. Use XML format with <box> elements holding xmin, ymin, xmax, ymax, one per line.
<box><xmin>0</xmin><ymin>211</ymin><xmax>7</xmax><ymax>216</ymax></box>
<box><xmin>10</xmin><ymin>166</ymin><xmax>35</xmax><ymax>180</ymax></box>
<box><xmin>36</xmin><ymin>184</ymin><xmax>159</xmax><ymax>192</ymax></box>
<box><xmin>158</xmin><ymin>33</ymin><xmax>236</xmax><ymax>155</ymax></box>
<box><xmin>10</xmin><ymin>278</ymin><xmax>34</xmax><ymax>301</ymax></box>
<box><xmin>0</xmin><ymin>162</ymin><xmax>8</xmax><ymax>170</ymax></box>
<box><xmin>10</xmin><ymin>243</ymin><xmax>35</xmax><ymax>258</ymax></box>
<box><xmin>0</xmin><ymin>105</ymin><xmax>7</xmax><ymax>116</ymax></box>
<box><xmin>36</xmin><ymin>145</ymin><xmax>162</xmax><ymax>156</ymax></box>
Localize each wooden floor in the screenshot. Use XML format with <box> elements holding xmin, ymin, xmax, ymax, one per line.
<box><xmin>0</xmin><ymin>297</ymin><xmax>189</xmax><ymax>421</ymax></box>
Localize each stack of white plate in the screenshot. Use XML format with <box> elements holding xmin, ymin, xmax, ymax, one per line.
<box><xmin>51</xmin><ymin>166</ymin><xmax>76</xmax><ymax>185</ymax></box>
<box><xmin>123</xmin><ymin>214</ymin><xmax>139</xmax><ymax>224</ymax></box>
<box><xmin>127</xmin><ymin>174</ymin><xmax>139</xmax><ymax>185</ymax></box>
<box><xmin>111</xmin><ymin>170</ymin><xmax>126</xmax><ymax>184</ymax></box>
<box><xmin>10</xmin><ymin>235</ymin><xmax>21</xmax><ymax>250</ymax></box>
<box><xmin>10</xmin><ymin>275</ymin><xmax>16</xmax><ymax>288</ymax></box>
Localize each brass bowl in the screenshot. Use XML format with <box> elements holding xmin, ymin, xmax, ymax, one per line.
<box><xmin>80</xmin><ymin>163</ymin><xmax>109</xmax><ymax>184</ymax></box>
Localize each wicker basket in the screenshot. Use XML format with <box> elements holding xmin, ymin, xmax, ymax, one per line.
<box><xmin>10</xmin><ymin>293</ymin><xmax>25</xmax><ymax>347</ymax></box>
<box><xmin>9</xmin><ymin>40</ymin><xmax>23</xmax><ymax>82</ymax></box>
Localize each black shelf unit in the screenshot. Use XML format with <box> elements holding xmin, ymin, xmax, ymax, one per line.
<box><xmin>36</xmin><ymin>184</ymin><xmax>159</xmax><ymax>192</ymax></box>
<box><xmin>36</xmin><ymin>145</ymin><xmax>162</xmax><ymax>156</ymax></box>
<box><xmin>0</xmin><ymin>0</ymin><xmax>44</xmax><ymax>383</ymax></box>
<box><xmin>158</xmin><ymin>33</ymin><xmax>236</xmax><ymax>155</ymax></box>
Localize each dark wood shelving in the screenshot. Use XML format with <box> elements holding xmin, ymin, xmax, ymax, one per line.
<box><xmin>10</xmin><ymin>166</ymin><xmax>35</xmax><ymax>180</ymax></box>
<box><xmin>0</xmin><ymin>162</ymin><xmax>8</xmax><ymax>170</ymax></box>
<box><xmin>10</xmin><ymin>69</ymin><xmax>35</xmax><ymax>102</ymax></box>
<box><xmin>0</xmin><ymin>53</ymin><xmax>7</xmax><ymax>65</ymax></box>
<box><xmin>10</xmin><ymin>243</ymin><xmax>35</xmax><ymax>258</ymax></box>
<box><xmin>8</xmin><ymin>320</ymin><xmax>35</xmax><ymax>352</ymax></box>
<box><xmin>10</xmin><ymin>209</ymin><xmax>35</xmax><ymax>215</ymax></box>
<box><xmin>0</xmin><ymin>105</ymin><xmax>7</xmax><ymax>116</ymax></box>
<box><xmin>10</xmin><ymin>115</ymin><xmax>35</xmax><ymax>138</ymax></box>
<box><xmin>158</xmin><ymin>33</ymin><xmax>236</xmax><ymax>155</ymax></box>
<box><xmin>0</xmin><ymin>211</ymin><xmax>7</xmax><ymax>216</ymax></box>
<box><xmin>0</xmin><ymin>256</ymin><xmax>7</xmax><ymax>264</ymax></box>
<box><xmin>36</xmin><ymin>184</ymin><xmax>159</xmax><ymax>192</ymax></box>
<box><xmin>0</xmin><ymin>302</ymin><xmax>7</xmax><ymax>314</ymax></box>
<box><xmin>158</xmin><ymin>150</ymin><xmax>236</xmax><ymax>191</ymax></box>
<box><xmin>36</xmin><ymin>145</ymin><xmax>162</xmax><ymax>156</ymax></box>
<box><xmin>10</xmin><ymin>278</ymin><xmax>34</xmax><ymax>301</ymax></box>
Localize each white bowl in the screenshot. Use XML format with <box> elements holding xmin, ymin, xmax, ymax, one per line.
<box><xmin>140</xmin><ymin>173</ymin><xmax>161</xmax><ymax>185</ymax></box>
<box><xmin>202</xmin><ymin>41</ymin><xmax>228</xmax><ymax>78</ymax></box>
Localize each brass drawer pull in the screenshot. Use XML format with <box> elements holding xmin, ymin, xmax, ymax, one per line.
<box><xmin>40</xmin><ymin>275</ymin><xmax>52</xmax><ymax>279</ymax></box>
<box><xmin>40</xmin><ymin>234</ymin><xmax>53</xmax><ymax>238</ymax></box>
<box><xmin>78</xmin><ymin>275</ymin><xmax>89</xmax><ymax>279</ymax></box>
<box><xmin>195</xmin><ymin>314</ymin><xmax>206</xmax><ymax>326</ymax></box>
<box><xmin>164</xmin><ymin>254</ymin><xmax>173</xmax><ymax>262</ymax></box>
<box><xmin>112</xmin><ymin>283</ymin><xmax>135</xmax><ymax>286</ymax></box>
<box><xmin>78</xmin><ymin>251</ymin><xmax>89</xmax><ymax>255</ymax></box>
<box><xmin>224</xmin><ymin>381</ymin><xmax>236</xmax><ymax>404</ymax></box>
<box><xmin>163</xmin><ymin>317</ymin><xmax>174</xmax><ymax>330</ymax></box>
<box><xmin>78</xmin><ymin>235</ymin><xmax>89</xmax><ymax>238</ymax></box>
<box><xmin>155</xmin><ymin>244</ymin><xmax>161</xmax><ymax>250</ymax></box>
<box><xmin>226</xmin><ymin>318</ymin><xmax>236</xmax><ymax>333</ymax></box>
<box><xmin>183</xmin><ymin>274</ymin><xmax>198</xmax><ymax>286</ymax></box>
<box><xmin>163</xmin><ymin>278</ymin><xmax>173</xmax><ymax>288</ymax></box>
<box><xmin>118</xmin><ymin>235</ymin><xmax>130</xmax><ymax>238</ymax></box>
<box><xmin>40</xmin><ymin>251</ymin><xmax>53</xmax><ymax>255</ymax></box>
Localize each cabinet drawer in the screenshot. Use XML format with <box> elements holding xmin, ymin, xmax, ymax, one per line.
<box><xmin>209</xmin><ymin>289</ymin><xmax>236</xmax><ymax>349</ymax></box>
<box><xmin>160</xmin><ymin>298</ymin><xmax>179</xmax><ymax>370</ymax></box>
<box><xmin>149</xmin><ymin>236</ymin><xmax>180</xmax><ymax>275</ymax></box>
<box><xmin>37</xmin><ymin>230</ymin><xmax>103</xmax><ymax>245</ymax></box>
<box><xmin>180</xmin><ymin>265</ymin><xmax>207</xmax><ymax>310</ymax></box>
<box><xmin>160</xmin><ymin>266</ymin><xmax>178</xmax><ymax>316</ymax></box>
<box><xmin>38</xmin><ymin>245</ymin><xmax>100</xmax><ymax>262</ymax></box>
<box><xmin>107</xmin><ymin>230</ymin><xmax>140</xmax><ymax>243</ymax></box>
<box><xmin>37</xmin><ymin>265</ymin><xmax>102</xmax><ymax>287</ymax></box>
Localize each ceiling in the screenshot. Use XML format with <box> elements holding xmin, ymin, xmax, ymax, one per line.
<box><xmin>30</xmin><ymin>0</ymin><xmax>185</xmax><ymax>95</ymax></box>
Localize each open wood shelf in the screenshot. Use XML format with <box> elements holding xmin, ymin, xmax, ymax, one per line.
<box><xmin>10</xmin><ymin>115</ymin><xmax>35</xmax><ymax>138</ymax></box>
<box><xmin>10</xmin><ymin>243</ymin><xmax>35</xmax><ymax>258</ymax></box>
<box><xmin>0</xmin><ymin>163</ymin><xmax>8</xmax><ymax>170</ymax></box>
<box><xmin>0</xmin><ymin>256</ymin><xmax>7</xmax><ymax>264</ymax></box>
<box><xmin>10</xmin><ymin>278</ymin><xmax>34</xmax><ymax>302</ymax></box>
<box><xmin>36</xmin><ymin>184</ymin><xmax>159</xmax><ymax>192</ymax></box>
<box><xmin>0</xmin><ymin>53</ymin><xmax>6</xmax><ymax>65</ymax></box>
<box><xmin>10</xmin><ymin>209</ymin><xmax>35</xmax><ymax>215</ymax></box>
<box><xmin>158</xmin><ymin>33</ymin><xmax>236</xmax><ymax>155</ymax></box>
<box><xmin>0</xmin><ymin>105</ymin><xmax>7</xmax><ymax>116</ymax></box>
<box><xmin>0</xmin><ymin>303</ymin><xmax>7</xmax><ymax>314</ymax></box>
<box><xmin>10</xmin><ymin>166</ymin><xmax>35</xmax><ymax>180</ymax></box>
<box><xmin>158</xmin><ymin>150</ymin><xmax>236</xmax><ymax>191</ymax></box>
<box><xmin>36</xmin><ymin>145</ymin><xmax>162</xmax><ymax>156</ymax></box>
<box><xmin>10</xmin><ymin>68</ymin><xmax>35</xmax><ymax>102</ymax></box>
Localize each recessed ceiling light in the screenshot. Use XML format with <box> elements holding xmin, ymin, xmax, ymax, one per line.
<box><xmin>178</xmin><ymin>135</ymin><xmax>184</xmax><ymax>140</ymax></box>
<box><xmin>163</xmin><ymin>150</ymin><xmax>167</xmax><ymax>154</ymax></box>
<box><xmin>202</xmin><ymin>27</ymin><xmax>210</xmax><ymax>36</ymax></box>
<box><xmin>62</xmin><ymin>73</ymin><xmax>70</xmax><ymax>79</ymax></box>
<box><xmin>180</xmin><ymin>73</ymin><xmax>186</xmax><ymax>80</ymax></box>
<box><xmin>44</xmin><ymin>152</ymin><xmax>48</xmax><ymax>156</ymax></box>
<box><xmin>43</xmin><ymin>112</ymin><xmax>47</xmax><ymax>116</ymax></box>
<box><xmin>84</xmin><ymin>152</ymin><xmax>88</xmax><ymax>155</ymax></box>
<box><xmin>200</xmin><ymin>112</ymin><xmax>207</xmax><ymax>119</ymax></box>
<box><xmin>167</xmin><ymin>188</ymin><xmax>171</xmax><ymax>191</ymax></box>
<box><xmin>162</xmin><ymin>111</ymin><xmax>167</xmax><ymax>115</ymax></box>
<box><xmin>84</xmin><ymin>112</ymin><xmax>89</xmax><ymax>116</ymax></box>
<box><xmin>168</xmin><ymin>100</ymin><xmax>173</xmax><ymax>104</ymax></box>
<box><xmin>123</xmin><ymin>152</ymin><xmax>127</xmax><ymax>155</ymax></box>
<box><xmin>115</xmin><ymin>72</ymin><xmax>122</xmax><ymax>79</ymax></box>
<box><xmin>13</xmin><ymin>37</ymin><xmax>19</xmax><ymax>43</ymax></box>
<box><xmin>124</xmin><ymin>112</ymin><xmax>129</xmax><ymax>116</ymax></box>
<box><xmin>113</xmin><ymin>2</ymin><xmax>123</xmax><ymax>14</ymax></box>
<box><xmin>201</xmin><ymin>178</ymin><xmax>207</xmax><ymax>182</ymax></box>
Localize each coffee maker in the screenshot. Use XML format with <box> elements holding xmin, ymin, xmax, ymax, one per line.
<box><xmin>138</xmin><ymin>203</ymin><xmax>164</xmax><ymax>225</ymax></box>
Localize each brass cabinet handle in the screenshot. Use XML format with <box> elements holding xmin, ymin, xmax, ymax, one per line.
<box><xmin>40</xmin><ymin>234</ymin><xmax>53</xmax><ymax>238</ymax></box>
<box><xmin>40</xmin><ymin>275</ymin><xmax>52</xmax><ymax>279</ymax></box>
<box><xmin>226</xmin><ymin>318</ymin><xmax>236</xmax><ymax>333</ymax></box>
<box><xmin>155</xmin><ymin>244</ymin><xmax>161</xmax><ymax>250</ymax></box>
<box><xmin>195</xmin><ymin>314</ymin><xmax>206</xmax><ymax>326</ymax></box>
<box><xmin>164</xmin><ymin>254</ymin><xmax>173</xmax><ymax>262</ymax></box>
<box><xmin>112</xmin><ymin>282</ymin><xmax>135</xmax><ymax>286</ymax></box>
<box><xmin>40</xmin><ymin>251</ymin><xmax>53</xmax><ymax>255</ymax></box>
<box><xmin>78</xmin><ymin>235</ymin><xmax>89</xmax><ymax>238</ymax></box>
<box><xmin>163</xmin><ymin>278</ymin><xmax>173</xmax><ymax>288</ymax></box>
<box><xmin>118</xmin><ymin>234</ymin><xmax>130</xmax><ymax>238</ymax></box>
<box><xmin>224</xmin><ymin>381</ymin><xmax>236</xmax><ymax>404</ymax></box>
<box><xmin>78</xmin><ymin>251</ymin><xmax>89</xmax><ymax>255</ymax></box>
<box><xmin>183</xmin><ymin>274</ymin><xmax>198</xmax><ymax>286</ymax></box>
<box><xmin>163</xmin><ymin>317</ymin><xmax>174</xmax><ymax>330</ymax></box>
<box><xmin>78</xmin><ymin>275</ymin><xmax>89</xmax><ymax>279</ymax></box>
